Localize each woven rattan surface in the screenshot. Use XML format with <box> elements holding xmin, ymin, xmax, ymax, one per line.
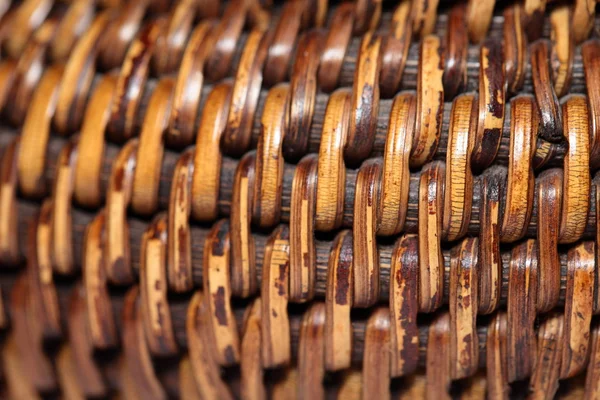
<box><xmin>0</xmin><ymin>0</ymin><xmax>600</xmax><ymax>398</ymax></box>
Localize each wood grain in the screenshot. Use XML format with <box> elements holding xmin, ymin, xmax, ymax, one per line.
<box><xmin>389</xmin><ymin>234</ymin><xmax>419</xmax><ymax>377</ymax></box>
<box><xmin>353</xmin><ymin>157</ymin><xmax>382</xmax><ymax>308</ymax></box>
<box><xmin>203</xmin><ymin>219</ymin><xmax>240</xmax><ymax>366</ymax></box>
<box><xmin>289</xmin><ymin>154</ymin><xmax>318</xmax><ymax>303</ymax></box>
<box><xmin>261</xmin><ymin>224</ymin><xmax>291</xmax><ymax>368</ymax></box>
<box><xmin>325</xmin><ymin>230</ymin><xmax>353</xmax><ymax>371</ymax></box>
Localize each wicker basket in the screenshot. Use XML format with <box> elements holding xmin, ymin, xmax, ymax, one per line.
<box><xmin>0</xmin><ymin>0</ymin><xmax>598</xmax><ymax>398</ymax></box>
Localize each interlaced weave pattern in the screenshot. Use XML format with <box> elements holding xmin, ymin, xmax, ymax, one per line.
<box><xmin>0</xmin><ymin>0</ymin><xmax>599</xmax><ymax>398</ymax></box>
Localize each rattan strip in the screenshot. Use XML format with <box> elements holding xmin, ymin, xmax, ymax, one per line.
<box><xmin>0</xmin><ymin>0</ymin><xmax>597</xmax><ymax>208</ymax></box>
<box><xmin>1</xmin><ymin>135</ymin><xmax>597</xmax><ymax>239</ymax></box>
<box><xmin>0</xmin><ymin>269</ymin><xmax>598</xmax><ymax>398</ymax></box>
<box><xmin>7</xmin><ymin>201</ymin><xmax>591</xmax><ymax>306</ymax></box>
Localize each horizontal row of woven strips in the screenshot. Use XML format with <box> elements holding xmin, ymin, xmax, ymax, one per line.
<box><xmin>1</xmin><ymin>0</ymin><xmax>600</xmax><ymax>398</ymax></box>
